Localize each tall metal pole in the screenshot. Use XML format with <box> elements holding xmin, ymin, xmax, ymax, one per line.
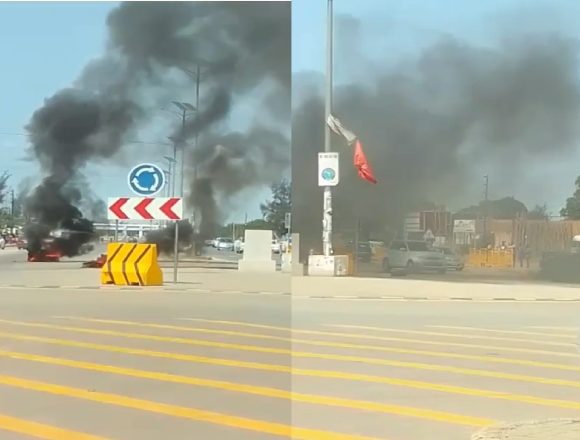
<box><xmin>193</xmin><ymin>65</ymin><xmax>201</xmax><ymax>232</ymax></box>
<box><xmin>322</xmin><ymin>0</ymin><xmax>334</xmax><ymax>257</ymax></box>
<box><xmin>179</xmin><ymin>110</ymin><xmax>186</xmax><ymax>198</ymax></box>
<box><xmin>173</xmin><ymin>220</ymin><xmax>179</xmax><ymax>283</ymax></box>
<box><xmin>172</xmin><ymin>143</ymin><xmax>177</xmax><ymax>197</ymax></box>
<box><xmin>483</xmin><ymin>174</ymin><xmax>489</xmax><ymax>246</ymax></box>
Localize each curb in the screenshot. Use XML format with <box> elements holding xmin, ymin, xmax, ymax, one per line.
<box><xmin>0</xmin><ymin>284</ymin><xmax>579</xmax><ymax>302</ymax></box>
<box><xmin>0</xmin><ymin>284</ymin><xmax>290</xmax><ymax>296</ymax></box>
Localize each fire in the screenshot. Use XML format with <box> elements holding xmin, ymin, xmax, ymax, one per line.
<box><xmin>27</xmin><ymin>239</ymin><xmax>63</xmax><ymax>262</ymax></box>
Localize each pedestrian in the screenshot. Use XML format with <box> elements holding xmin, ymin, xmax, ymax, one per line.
<box><xmin>518</xmin><ymin>241</ymin><xmax>530</xmax><ymax>268</ymax></box>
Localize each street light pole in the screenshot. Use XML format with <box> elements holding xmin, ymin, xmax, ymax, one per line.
<box><xmin>169</xmin><ymin>101</ymin><xmax>195</xmax><ymax>199</ymax></box>
<box><xmin>322</xmin><ymin>0</ymin><xmax>334</xmax><ymax>257</ymax></box>
<box><xmin>193</xmin><ymin>65</ymin><xmax>201</xmax><ymax>232</ymax></box>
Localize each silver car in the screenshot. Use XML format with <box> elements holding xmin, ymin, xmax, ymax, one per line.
<box><xmin>434</xmin><ymin>247</ymin><xmax>464</xmax><ymax>271</ymax></box>
<box><xmin>215</xmin><ymin>237</ymin><xmax>234</xmax><ymax>251</ymax></box>
<box><xmin>383</xmin><ymin>240</ymin><xmax>447</xmax><ymax>275</ymax></box>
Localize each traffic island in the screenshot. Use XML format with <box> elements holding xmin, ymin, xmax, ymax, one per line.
<box><xmin>472</xmin><ymin>419</ymin><xmax>580</xmax><ymax>440</ymax></box>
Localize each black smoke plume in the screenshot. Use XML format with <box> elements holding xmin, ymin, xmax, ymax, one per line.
<box><xmin>145</xmin><ymin>221</ymin><xmax>194</xmax><ymax>256</ymax></box>
<box><xmin>188</xmin><ymin>126</ymin><xmax>290</xmax><ymax>238</ymax></box>
<box><xmin>23</xmin><ymin>2</ymin><xmax>290</xmax><ymax>254</ymax></box>
<box><xmin>293</xmin><ymin>17</ymin><xmax>580</xmax><ymax>259</ymax></box>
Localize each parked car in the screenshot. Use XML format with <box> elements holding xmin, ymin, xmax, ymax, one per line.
<box><xmin>271</xmin><ymin>240</ymin><xmax>281</xmax><ymax>254</ymax></box>
<box><xmin>383</xmin><ymin>240</ymin><xmax>447</xmax><ymax>275</ymax></box>
<box><xmin>434</xmin><ymin>247</ymin><xmax>464</xmax><ymax>271</ymax></box>
<box><xmin>234</xmin><ymin>238</ymin><xmax>244</xmax><ymax>254</ymax></box>
<box><xmin>348</xmin><ymin>240</ymin><xmax>372</xmax><ymax>262</ymax></box>
<box><xmin>215</xmin><ymin>237</ymin><xmax>234</xmax><ymax>251</ymax></box>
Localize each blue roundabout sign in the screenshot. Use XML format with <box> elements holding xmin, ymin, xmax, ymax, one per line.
<box><xmin>128</xmin><ymin>163</ymin><xmax>165</xmax><ymax>196</ymax></box>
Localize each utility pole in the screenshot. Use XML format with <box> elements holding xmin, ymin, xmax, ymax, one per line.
<box><xmin>322</xmin><ymin>0</ymin><xmax>334</xmax><ymax>257</ymax></box>
<box><xmin>483</xmin><ymin>174</ymin><xmax>489</xmax><ymax>247</ymax></box>
<box><xmin>178</xmin><ymin>65</ymin><xmax>203</xmax><ymax>233</ymax></box>
<box><xmin>10</xmin><ymin>190</ymin><xmax>14</xmax><ymax>218</ymax></box>
<box><xmin>179</xmin><ymin>109</ymin><xmax>186</xmax><ymax>198</ymax></box>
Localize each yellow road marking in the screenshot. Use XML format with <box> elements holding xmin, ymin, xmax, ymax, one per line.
<box><xmin>2</xmin><ymin>329</ymin><xmax>580</xmax><ymax>414</ymax></box>
<box><xmin>329</xmin><ymin>325</ymin><xmax>576</xmax><ymax>349</ymax></box>
<box><xmin>527</xmin><ymin>326</ymin><xmax>578</xmax><ymax>333</ymax></box>
<box><xmin>427</xmin><ymin>326</ymin><xmax>575</xmax><ymax>340</ymax></box>
<box><xmin>0</xmin><ymin>375</ymin><xmax>377</xmax><ymax>440</ymax></box>
<box><xmin>0</xmin><ymin>414</ymin><xmax>105</xmax><ymax>440</ymax></box>
<box><xmin>0</xmin><ymin>349</ymin><xmax>493</xmax><ymax>428</ymax></box>
<box><xmin>49</xmin><ymin>317</ymin><xmax>580</xmax><ymax>359</ymax></box>
<box><xmin>3</xmin><ymin>329</ymin><xmax>580</xmax><ymax>392</ymax></box>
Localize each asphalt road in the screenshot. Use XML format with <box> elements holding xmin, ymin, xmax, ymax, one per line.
<box><xmin>0</xmin><ymin>282</ymin><xmax>579</xmax><ymax>440</ymax></box>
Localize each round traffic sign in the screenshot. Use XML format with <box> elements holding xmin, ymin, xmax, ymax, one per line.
<box><xmin>321</xmin><ymin>167</ymin><xmax>336</xmax><ymax>181</ymax></box>
<box><xmin>128</xmin><ymin>163</ymin><xmax>165</xmax><ymax>196</ymax></box>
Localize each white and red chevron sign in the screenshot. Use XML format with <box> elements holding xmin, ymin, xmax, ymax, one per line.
<box><xmin>107</xmin><ymin>197</ymin><xmax>183</xmax><ymax>221</ymax></box>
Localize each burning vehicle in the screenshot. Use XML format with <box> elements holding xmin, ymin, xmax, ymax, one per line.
<box><xmin>25</xmin><ymin>224</ymin><xmax>95</xmax><ymax>263</ymax></box>
<box><xmin>27</xmin><ymin>237</ymin><xmax>62</xmax><ymax>262</ymax></box>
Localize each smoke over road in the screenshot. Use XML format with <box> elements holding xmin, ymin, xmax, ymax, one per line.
<box><xmin>293</xmin><ymin>15</ymin><xmax>580</xmax><ymax>257</ymax></box>
<box><xmin>23</xmin><ymin>2</ymin><xmax>290</xmax><ymax>254</ymax></box>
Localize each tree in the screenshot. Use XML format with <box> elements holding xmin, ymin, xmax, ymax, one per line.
<box><xmin>0</xmin><ymin>172</ymin><xmax>9</xmax><ymax>206</ymax></box>
<box><xmin>560</xmin><ymin>175</ymin><xmax>580</xmax><ymax>219</ymax></box>
<box><xmin>455</xmin><ymin>197</ymin><xmax>527</xmax><ymax>220</ymax></box>
<box><xmin>260</xmin><ymin>179</ymin><xmax>291</xmax><ymax>237</ymax></box>
<box><xmin>528</xmin><ymin>204</ymin><xmax>549</xmax><ymax>220</ymax></box>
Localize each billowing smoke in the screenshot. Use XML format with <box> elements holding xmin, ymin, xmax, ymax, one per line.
<box><xmin>145</xmin><ymin>221</ymin><xmax>195</xmax><ymax>255</ymax></box>
<box><xmin>293</xmin><ymin>15</ymin><xmax>580</xmax><ymax>258</ymax></box>
<box><xmin>188</xmin><ymin>126</ymin><xmax>290</xmax><ymax>239</ymax></box>
<box><xmin>23</xmin><ymin>2</ymin><xmax>290</xmax><ymax>254</ymax></box>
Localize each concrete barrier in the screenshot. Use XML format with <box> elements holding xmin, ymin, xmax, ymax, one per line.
<box><xmin>238</xmin><ymin>230</ymin><xmax>276</xmax><ymax>273</ymax></box>
<box><xmin>101</xmin><ymin>243</ymin><xmax>163</xmax><ymax>286</ymax></box>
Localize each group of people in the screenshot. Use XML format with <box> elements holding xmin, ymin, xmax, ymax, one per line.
<box><xmin>497</xmin><ymin>240</ymin><xmax>531</xmax><ymax>268</ymax></box>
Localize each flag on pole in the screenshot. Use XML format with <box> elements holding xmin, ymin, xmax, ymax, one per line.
<box><xmin>327</xmin><ymin>113</ymin><xmax>377</xmax><ymax>184</ymax></box>
<box><xmin>353</xmin><ymin>139</ymin><xmax>377</xmax><ymax>184</ymax></box>
<box><xmin>326</xmin><ymin>114</ymin><xmax>357</xmax><ymax>145</ymax></box>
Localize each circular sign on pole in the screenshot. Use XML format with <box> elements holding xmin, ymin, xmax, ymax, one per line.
<box><xmin>128</xmin><ymin>163</ymin><xmax>165</xmax><ymax>196</ymax></box>
<box><xmin>318</xmin><ymin>152</ymin><xmax>339</xmax><ymax>186</ymax></box>
<box><xmin>321</xmin><ymin>168</ymin><xmax>336</xmax><ymax>181</ymax></box>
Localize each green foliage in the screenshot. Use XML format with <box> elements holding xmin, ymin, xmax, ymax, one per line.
<box><xmin>528</xmin><ymin>204</ymin><xmax>549</xmax><ymax>220</ymax></box>
<box><xmin>560</xmin><ymin>176</ymin><xmax>580</xmax><ymax>220</ymax></box>
<box><xmin>0</xmin><ymin>172</ymin><xmax>9</xmax><ymax>206</ymax></box>
<box><xmin>260</xmin><ymin>179</ymin><xmax>291</xmax><ymax>237</ymax></box>
<box><xmin>455</xmin><ymin>197</ymin><xmax>527</xmax><ymax>220</ymax></box>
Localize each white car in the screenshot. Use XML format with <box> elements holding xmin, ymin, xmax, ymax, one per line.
<box><xmin>215</xmin><ymin>238</ymin><xmax>234</xmax><ymax>251</ymax></box>
<box><xmin>234</xmin><ymin>239</ymin><xmax>244</xmax><ymax>254</ymax></box>
<box><xmin>271</xmin><ymin>240</ymin><xmax>281</xmax><ymax>254</ymax></box>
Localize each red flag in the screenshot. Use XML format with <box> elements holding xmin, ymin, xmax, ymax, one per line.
<box><xmin>354</xmin><ymin>139</ymin><xmax>377</xmax><ymax>184</ymax></box>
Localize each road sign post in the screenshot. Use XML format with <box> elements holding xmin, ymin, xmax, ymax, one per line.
<box><xmin>107</xmin><ymin>197</ymin><xmax>182</xmax><ymax>221</ymax></box>
<box><xmin>108</xmin><ymin>197</ymin><xmax>183</xmax><ymax>285</ymax></box>
<box><xmin>173</xmin><ymin>220</ymin><xmax>179</xmax><ymax>284</ymax></box>
<box><xmin>128</xmin><ymin>163</ymin><xmax>166</xmax><ymax>196</ymax></box>
<box><xmin>318</xmin><ymin>152</ymin><xmax>339</xmax><ymax>257</ymax></box>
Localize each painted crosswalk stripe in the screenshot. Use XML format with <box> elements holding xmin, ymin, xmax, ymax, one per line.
<box><xmin>171</xmin><ymin>318</ymin><xmax>580</xmax><ymax>359</ymax></box>
<box><xmin>1</xmin><ymin>328</ymin><xmax>580</xmax><ymax>412</ymax></box>
<box><xmin>426</xmin><ymin>326</ymin><xmax>575</xmax><ymax>340</ymax></box>
<box><xmin>327</xmin><ymin>324</ymin><xmax>576</xmax><ymax>349</ymax></box>
<box><xmin>0</xmin><ymin>413</ymin><xmax>105</xmax><ymax>440</ymax></box>
<box><xmin>0</xmin><ymin>349</ymin><xmax>493</xmax><ymax>428</ymax></box>
<box><xmin>0</xmin><ymin>375</ymin><xmax>377</xmax><ymax>440</ymax></box>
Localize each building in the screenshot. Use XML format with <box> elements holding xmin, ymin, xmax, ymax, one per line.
<box><xmin>93</xmin><ymin>220</ymin><xmax>163</xmax><ymax>240</ymax></box>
